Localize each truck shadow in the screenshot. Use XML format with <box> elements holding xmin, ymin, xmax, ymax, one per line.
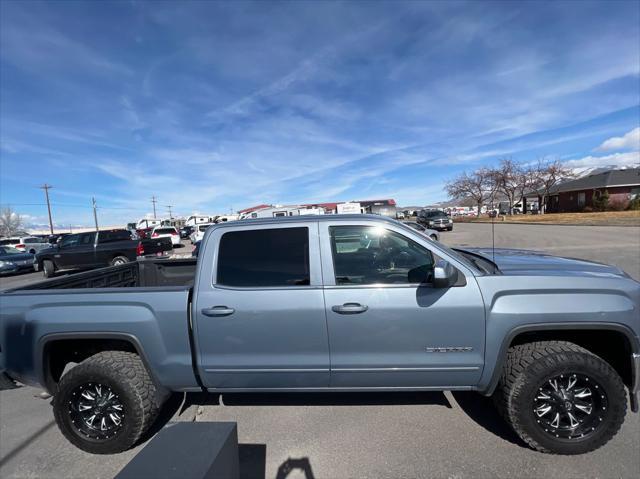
<box><xmin>181</xmin><ymin>390</ymin><xmax>452</xmax><ymax>408</ymax></box>
<box><xmin>450</xmin><ymin>391</ymin><xmax>525</xmax><ymax>446</ymax></box>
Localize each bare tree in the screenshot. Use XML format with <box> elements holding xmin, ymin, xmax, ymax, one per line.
<box><xmin>0</xmin><ymin>207</ymin><xmax>23</xmax><ymax>237</ymax></box>
<box><xmin>490</xmin><ymin>158</ymin><xmax>524</xmax><ymax>215</ymax></box>
<box><xmin>445</xmin><ymin>168</ymin><xmax>497</xmax><ymax>216</ymax></box>
<box><xmin>533</xmin><ymin>158</ymin><xmax>575</xmax><ymax>214</ymax></box>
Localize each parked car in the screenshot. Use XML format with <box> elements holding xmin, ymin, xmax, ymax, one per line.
<box><xmin>403</xmin><ymin>221</ymin><xmax>440</xmax><ymax>241</ymax></box>
<box><xmin>0</xmin><ymin>236</ymin><xmax>50</xmax><ymax>254</ymax></box>
<box><xmin>180</xmin><ymin>226</ymin><xmax>194</xmax><ymax>239</ymax></box>
<box><xmin>417</xmin><ymin>210</ymin><xmax>453</xmax><ymax>231</ymax></box>
<box><xmin>190</xmin><ymin>223</ymin><xmax>213</xmax><ymax>243</ymax></box>
<box><xmin>1</xmin><ymin>214</ymin><xmax>638</xmax><ymax>456</ymax></box>
<box><xmin>150</xmin><ymin>226</ymin><xmax>181</xmax><ymax>246</ymax></box>
<box><xmin>135</xmin><ymin>227</ymin><xmax>154</xmax><ymax>239</ymax></box>
<box><xmin>0</xmin><ymin>246</ymin><xmax>35</xmax><ymax>275</ymax></box>
<box><xmin>35</xmin><ymin>229</ymin><xmax>173</xmax><ymax>278</ymax></box>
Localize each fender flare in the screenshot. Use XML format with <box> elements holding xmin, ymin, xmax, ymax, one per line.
<box><xmin>482</xmin><ymin>322</ymin><xmax>640</xmax><ymax>396</ymax></box>
<box><xmin>38</xmin><ymin>331</ymin><xmax>168</xmax><ymax>400</ymax></box>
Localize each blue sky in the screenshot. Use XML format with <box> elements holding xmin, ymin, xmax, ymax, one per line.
<box><xmin>1</xmin><ymin>0</ymin><xmax>639</xmax><ymax>227</ymax></box>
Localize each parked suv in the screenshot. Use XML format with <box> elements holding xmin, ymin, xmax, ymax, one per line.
<box><xmin>0</xmin><ymin>236</ymin><xmax>50</xmax><ymax>254</ymax></box>
<box><xmin>151</xmin><ymin>226</ymin><xmax>181</xmax><ymax>246</ymax></box>
<box><xmin>417</xmin><ymin>210</ymin><xmax>453</xmax><ymax>231</ymax></box>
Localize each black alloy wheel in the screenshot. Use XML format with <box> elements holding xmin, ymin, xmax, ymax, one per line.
<box><xmin>533</xmin><ymin>373</ymin><xmax>607</xmax><ymax>439</ymax></box>
<box><xmin>68</xmin><ymin>382</ymin><xmax>125</xmax><ymax>440</ymax></box>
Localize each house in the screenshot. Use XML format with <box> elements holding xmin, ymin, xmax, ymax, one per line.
<box><xmin>542</xmin><ymin>168</ymin><xmax>640</xmax><ymax>213</ymax></box>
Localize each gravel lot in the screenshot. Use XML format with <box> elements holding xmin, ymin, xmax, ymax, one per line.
<box><xmin>1</xmin><ymin>223</ymin><xmax>639</xmax><ymax>478</ymax></box>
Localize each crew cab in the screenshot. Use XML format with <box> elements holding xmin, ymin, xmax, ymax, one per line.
<box><xmin>34</xmin><ymin>229</ymin><xmax>173</xmax><ymax>277</ymax></box>
<box><xmin>1</xmin><ymin>215</ymin><xmax>638</xmax><ymax>455</ymax></box>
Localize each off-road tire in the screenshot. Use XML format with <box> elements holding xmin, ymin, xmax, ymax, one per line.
<box><xmin>42</xmin><ymin>260</ymin><xmax>55</xmax><ymax>278</ymax></box>
<box><xmin>494</xmin><ymin>340</ymin><xmax>626</xmax><ymax>454</ymax></box>
<box><xmin>53</xmin><ymin>351</ymin><xmax>161</xmax><ymax>454</ymax></box>
<box><xmin>110</xmin><ymin>256</ymin><xmax>129</xmax><ymax>266</ymax></box>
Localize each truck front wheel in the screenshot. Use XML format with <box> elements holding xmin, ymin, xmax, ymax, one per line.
<box><xmin>53</xmin><ymin>351</ymin><xmax>161</xmax><ymax>454</ymax></box>
<box><xmin>42</xmin><ymin>260</ymin><xmax>55</xmax><ymax>278</ymax></box>
<box><xmin>494</xmin><ymin>340</ymin><xmax>626</xmax><ymax>454</ymax></box>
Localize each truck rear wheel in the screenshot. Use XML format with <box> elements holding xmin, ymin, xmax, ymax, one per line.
<box><xmin>494</xmin><ymin>340</ymin><xmax>626</xmax><ymax>454</ymax></box>
<box><xmin>42</xmin><ymin>260</ymin><xmax>55</xmax><ymax>278</ymax></box>
<box><xmin>53</xmin><ymin>351</ymin><xmax>161</xmax><ymax>454</ymax></box>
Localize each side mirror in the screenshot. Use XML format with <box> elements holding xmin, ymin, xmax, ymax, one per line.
<box><xmin>432</xmin><ymin>260</ymin><xmax>459</xmax><ymax>288</ymax></box>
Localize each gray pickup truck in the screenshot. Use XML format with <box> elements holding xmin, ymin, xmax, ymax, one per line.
<box><xmin>1</xmin><ymin>215</ymin><xmax>638</xmax><ymax>455</ymax></box>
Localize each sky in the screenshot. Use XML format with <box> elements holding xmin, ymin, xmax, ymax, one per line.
<box><xmin>1</xmin><ymin>0</ymin><xmax>639</xmax><ymax>228</ymax></box>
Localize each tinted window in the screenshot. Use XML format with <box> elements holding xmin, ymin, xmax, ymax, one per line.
<box><xmin>0</xmin><ymin>239</ymin><xmax>19</xmax><ymax>245</ymax></box>
<box><xmin>217</xmin><ymin>227</ymin><xmax>310</xmax><ymax>287</ymax></box>
<box><xmin>23</xmin><ymin>237</ymin><xmax>40</xmax><ymax>243</ymax></box>
<box><xmin>79</xmin><ymin>233</ymin><xmax>95</xmax><ymax>245</ymax></box>
<box><xmin>154</xmin><ymin>228</ymin><xmax>176</xmax><ymax>234</ymax></box>
<box><xmin>100</xmin><ymin>230</ymin><xmax>130</xmax><ymax>243</ymax></box>
<box><xmin>60</xmin><ymin>234</ymin><xmax>80</xmax><ymax>248</ymax></box>
<box><xmin>330</xmin><ymin>226</ymin><xmax>434</xmax><ymax>285</ymax></box>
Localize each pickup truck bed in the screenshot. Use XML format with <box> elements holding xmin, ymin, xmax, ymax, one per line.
<box><xmin>9</xmin><ymin>258</ymin><xmax>197</xmax><ymax>291</ymax></box>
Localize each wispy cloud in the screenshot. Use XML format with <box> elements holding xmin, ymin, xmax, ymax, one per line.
<box><xmin>596</xmin><ymin>127</ymin><xmax>640</xmax><ymax>152</ymax></box>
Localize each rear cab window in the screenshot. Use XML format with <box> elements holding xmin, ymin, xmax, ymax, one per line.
<box><xmin>99</xmin><ymin>230</ymin><xmax>131</xmax><ymax>243</ymax></box>
<box><xmin>216</xmin><ymin>227</ymin><xmax>310</xmax><ymax>287</ymax></box>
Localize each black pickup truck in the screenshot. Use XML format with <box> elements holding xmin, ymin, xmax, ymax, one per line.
<box><xmin>35</xmin><ymin>229</ymin><xmax>173</xmax><ymax>277</ymax></box>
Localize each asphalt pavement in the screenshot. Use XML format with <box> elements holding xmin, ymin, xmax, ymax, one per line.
<box><xmin>1</xmin><ymin>224</ymin><xmax>639</xmax><ymax>478</ymax></box>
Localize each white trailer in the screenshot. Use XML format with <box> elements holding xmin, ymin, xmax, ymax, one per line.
<box><xmin>336</xmin><ymin>202</ymin><xmax>363</xmax><ymax>214</ymax></box>
<box><xmin>185</xmin><ymin>215</ymin><xmax>214</xmax><ymax>227</ymax></box>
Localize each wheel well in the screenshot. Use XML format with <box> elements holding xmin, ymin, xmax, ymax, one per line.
<box><xmin>43</xmin><ymin>338</ymin><xmax>137</xmax><ymax>392</ymax></box>
<box><xmin>510</xmin><ymin>329</ymin><xmax>634</xmax><ymax>388</ymax></box>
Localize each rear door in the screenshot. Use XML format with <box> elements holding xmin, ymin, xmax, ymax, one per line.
<box><xmin>320</xmin><ymin>221</ymin><xmax>485</xmax><ymax>388</ymax></box>
<box><xmin>193</xmin><ymin>222</ymin><xmax>330</xmax><ymax>389</ymax></box>
<box><xmin>62</xmin><ymin>232</ymin><xmax>97</xmax><ymax>268</ymax></box>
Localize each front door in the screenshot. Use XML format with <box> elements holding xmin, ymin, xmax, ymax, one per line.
<box><xmin>193</xmin><ymin>223</ymin><xmax>330</xmax><ymax>389</ymax></box>
<box><xmin>320</xmin><ymin>223</ymin><xmax>485</xmax><ymax>388</ymax></box>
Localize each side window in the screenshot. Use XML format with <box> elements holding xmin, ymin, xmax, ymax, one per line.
<box><xmin>79</xmin><ymin>233</ymin><xmax>95</xmax><ymax>245</ymax></box>
<box><xmin>60</xmin><ymin>234</ymin><xmax>80</xmax><ymax>248</ymax></box>
<box><xmin>330</xmin><ymin>226</ymin><xmax>434</xmax><ymax>285</ymax></box>
<box><xmin>217</xmin><ymin>227</ymin><xmax>310</xmax><ymax>287</ymax></box>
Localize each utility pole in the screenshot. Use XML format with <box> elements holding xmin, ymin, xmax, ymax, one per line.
<box><xmin>166</xmin><ymin>205</ymin><xmax>174</xmax><ymax>219</ymax></box>
<box><xmin>151</xmin><ymin>196</ymin><xmax>158</xmax><ymax>219</ymax></box>
<box><xmin>92</xmin><ymin>197</ymin><xmax>99</xmax><ymax>231</ymax></box>
<box><xmin>39</xmin><ymin>184</ymin><xmax>54</xmax><ymax>234</ymax></box>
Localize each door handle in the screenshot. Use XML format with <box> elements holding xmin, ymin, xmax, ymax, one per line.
<box><xmin>331</xmin><ymin>303</ymin><xmax>368</xmax><ymax>314</ymax></box>
<box><xmin>201</xmin><ymin>306</ymin><xmax>235</xmax><ymax>317</ymax></box>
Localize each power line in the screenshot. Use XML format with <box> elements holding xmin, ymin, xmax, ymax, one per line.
<box><xmin>166</xmin><ymin>205</ymin><xmax>174</xmax><ymax>219</ymax></box>
<box><xmin>39</xmin><ymin>184</ymin><xmax>54</xmax><ymax>234</ymax></box>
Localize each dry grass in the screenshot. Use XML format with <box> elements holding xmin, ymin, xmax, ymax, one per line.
<box><xmin>454</xmin><ymin>210</ymin><xmax>640</xmax><ymax>226</ymax></box>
